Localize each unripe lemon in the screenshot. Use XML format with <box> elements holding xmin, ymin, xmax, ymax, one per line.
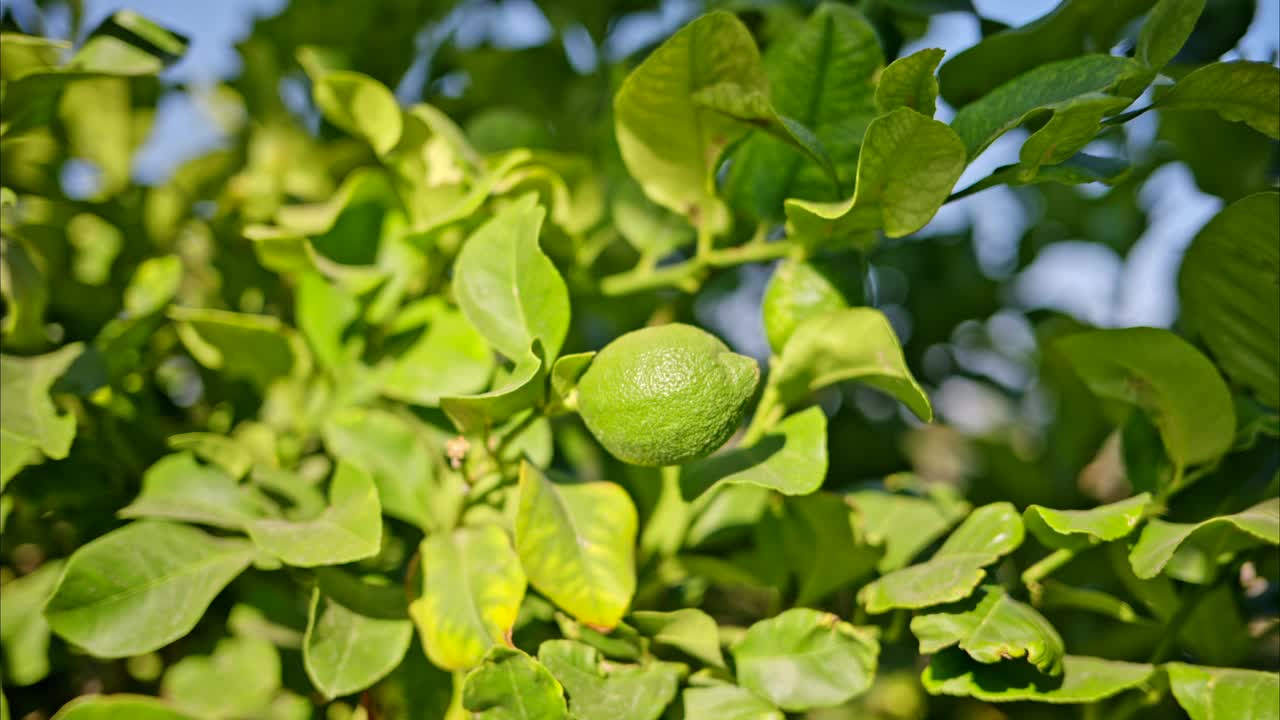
<box><xmin>576</xmin><ymin>324</ymin><xmax>759</xmax><ymax>466</ymax></box>
<box><xmin>761</xmin><ymin>257</ymin><xmax>865</xmax><ymax>353</ymax></box>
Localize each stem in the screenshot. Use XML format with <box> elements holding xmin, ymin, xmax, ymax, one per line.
<box><xmin>696</xmin><ymin>220</ymin><xmax>714</xmax><ymax>259</ymax></box>
<box><xmin>740</xmin><ymin>384</ymin><xmax>784</xmax><ymax>447</ymax></box>
<box><xmin>1148</xmin><ymin>583</ymin><xmax>1212</xmax><ymax>664</ymax></box>
<box><xmin>1022</xmin><ymin>547</ymin><xmax>1079</xmax><ymax>588</ymax></box>
<box><xmin>704</xmin><ymin>240</ymin><xmax>794</xmax><ymax>267</ymax></box>
<box><xmin>599</xmin><ymin>260</ymin><xmax>705</xmax><ymax>296</ymax></box>
<box><xmin>885</xmin><ymin>609</ymin><xmax>908</xmax><ymax>644</ymax></box>
<box><xmin>492</xmin><ymin>411</ymin><xmax>540</xmax><ymax>457</ymax></box>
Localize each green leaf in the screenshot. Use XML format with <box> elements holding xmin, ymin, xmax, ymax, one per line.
<box><xmin>1</xmin><ymin>560</ymin><xmax>62</xmax><ymax>686</ymax></box>
<box><xmin>304</xmin><ymin>585</ymin><xmax>413</xmax><ymax>699</ymax></box>
<box><xmin>0</xmin><ymin>237</ymin><xmax>48</xmax><ymax>351</ymax></box>
<box><xmin>122</xmin><ymin>255</ymin><xmax>183</xmax><ymax>316</ymax></box>
<box><xmin>630</xmin><ymin>609</ymin><xmax>725</xmax><ymax>668</ymax></box>
<box><xmin>1055</xmin><ymin>327</ymin><xmax>1235</xmax><ymax>469</ymax></box>
<box><xmin>858</xmin><ymin>502</ymin><xmax>1023</xmax><ymax>613</ymax></box>
<box><xmin>70</xmin><ymin>11</ymin><xmax>187</xmax><ymax>75</ymax></box>
<box><xmin>921</xmin><ymin>650</ymin><xmax>1156</xmax><ymax>703</ymax></box>
<box><xmin>785</xmin><ymin>107</ymin><xmax>965</xmax><ymax>242</ymax></box>
<box><xmin>119</xmin><ymin>452</ymin><xmax>271</xmax><ymax>531</ymax></box>
<box><xmin>911</xmin><ymin>586</ymin><xmax>1064</xmax><ymax>675</ymax></box>
<box><xmin>51</xmin><ymin>695</ymin><xmax>192</xmax><ymax>720</ymax></box>
<box><xmin>1016</xmin><ymin>93</ymin><xmax>1132</xmax><ymax>178</ymax></box>
<box><xmin>732</xmin><ymin>608</ymin><xmax>879</xmax><ymax>711</ymax></box>
<box><xmin>780</xmin><ymin>492</ymin><xmax>882</xmax><ymax>606</ymax></box>
<box><xmin>682</xmin><ymin>686</ymin><xmax>783</xmax><ymax>720</ymax></box>
<box><xmin>453</xmin><ymin>194</ymin><xmax>569</xmax><ymax>360</ymax></box>
<box><xmin>614</xmin><ymin>10</ymin><xmax>767</xmax><ymax>233</ymax></box>
<box><xmin>0</xmin><ymin>34</ymin><xmax>67</xmax><ymax>80</ymax></box>
<box><xmin>161</xmin><ymin>636</ymin><xmax>279</xmax><ymax>718</ymax></box>
<box><xmin>166</xmin><ymin>433</ymin><xmax>253</xmax><ymax>480</ymax></box>
<box><xmin>248</xmin><ymin>461</ymin><xmax>382</xmax><ymax>567</ymax></box>
<box><xmin>1023</xmin><ymin>493</ymin><xmax>1152</xmax><ymax>551</ymax></box>
<box><xmin>1136</xmin><ymin>0</ymin><xmax>1206</xmax><ymax>69</ymax></box>
<box><xmin>1166</xmin><ymin>663</ymin><xmax>1280</xmax><ymax>720</ymax></box>
<box><xmin>322</xmin><ymin>407</ymin><xmax>435</xmax><ymax>530</ymax></box>
<box><xmin>441</xmin><ymin>342</ymin><xmax>547</xmax><ymax>433</ymax></box>
<box><xmin>1179</xmin><ymin>192</ymin><xmax>1280</xmax><ymax>406</ymax></box>
<box><xmin>380</xmin><ymin>297</ymin><xmax>495</xmax><ymax>406</ymax></box>
<box><xmin>875</xmin><ymin>48</ymin><xmax>944</xmax><ymax>116</ymax></box>
<box><xmin>725</xmin><ymin>3</ymin><xmax>882</xmax><ymax>220</ymax></box>
<box><xmin>610</xmin><ymin>180</ymin><xmax>695</xmax><ymax>257</ymax></box>
<box><xmin>462</xmin><ymin>647</ymin><xmax>568</xmax><ymax>720</ymax></box>
<box><xmin>0</xmin><ymin>343</ymin><xmax>82</xmax><ymax>462</ymax></box>
<box><xmin>550</xmin><ymin>351</ymin><xmax>594</xmax><ymax>407</ymax></box>
<box><xmin>1155</xmin><ymin>61</ymin><xmax>1280</xmax><ymax>139</ymax></box>
<box><xmin>1128</xmin><ymin>498</ymin><xmax>1279</xmax><ymax>580</ymax></box>
<box><xmin>848</xmin><ymin>488</ymin><xmax>969</xmax><ymax>572</ymax></box>
<box><xmin>295</xmin><ymin>272</ymin><xmax>360</xmax><ymax>373</ymax></box>
<box><xmin>515</xmin><ymin>462</ymin><xmax>637</xmax><ymax>630</ymax></box>
<box><xmin>309</xmin><ymin>69</ymin><xmax>402</xmax><ymax>154</ymax></box>
<box><xmin>680</xmin><ymin>407</ymin><xmax>827</xmax><ymax>498</ymax></box>
<box><xmin>45</xmin><ymin>521</ymin><xmax>255</xmax><ymax>657</ymax></box>
<box><xmin>169</xmin><ymin>307</ymin><xmax>306</xmax><ymax>390</ymax></box>
<box><xmin>953</xmin><ymin>152</ymin><xmax>1131</xmax><ymax>199</ymax></box>
<box><xmin>937</xmin><ymin>0</ymin><xmax>1155</xmax><ymax>108</ymax></box>
<box><xmin>537</xmin><ymin>640</ymin><xmax>682</xmax><ymax>720</ymax></box>
<box><xmin>770</xmin><ymin>308</ymin><xmax>931</xmax><ymax>420</ymax></box>
<box><xmin>693</xmin><ymin>83</ymin><xmax>840</xmax><ymax>192</ymax></box>
<box><xmin>410</xmin><ymin>524</ymin><xmax>526</xmax><ymax>671</ymax></box>
<box><xmin>950</xmin><ymin>55</ymin><xmax>1143</xmax><ymax>159</ymax></box>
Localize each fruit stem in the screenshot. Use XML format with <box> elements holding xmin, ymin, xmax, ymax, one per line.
<box><xmin>1021</xmin><ymin>547</ymin><xmax>1077</xmax><ymax>588</ymax></box>
<box><xmin>740</xmin><ymin>384</ymin><xmax>784</xmax><ymax>447</ymax></box>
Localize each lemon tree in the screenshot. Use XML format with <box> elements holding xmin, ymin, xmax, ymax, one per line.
<box><xmin>2</xmin><ymin>2</ymin><xmax>1277</xmax><ymax>719</ymax></box>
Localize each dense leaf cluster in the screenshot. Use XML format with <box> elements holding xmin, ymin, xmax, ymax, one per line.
<box><xmin>1</xmin><ymin>1</ymin><xmax>1277</xmax><ymax>719</ymax></box>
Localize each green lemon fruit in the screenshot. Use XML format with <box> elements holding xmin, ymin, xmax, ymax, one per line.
<box><xmin>761</xmin><ymin>257</ymin><xmax>866</xmax><ymax>353</ymax></box>
<box><xmin>576</xmin><ymin>324</ymin><xmax>759</xmax><ymax>466</ymax></box>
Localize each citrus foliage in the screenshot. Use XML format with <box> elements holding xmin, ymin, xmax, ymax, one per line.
<box><xmin>1</xmin><ymin>2</ymin><xmax>1277</xmax><ymax>719</ymax></box>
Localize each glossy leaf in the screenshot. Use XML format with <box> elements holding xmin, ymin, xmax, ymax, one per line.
<box><xmin>44</xmin><ymin>521</ymin><xmax>255</xmax><ymax>657</ymax></box>
<box><xmin>732</xmin><ymin>608</ymin><xmax>879</xmax><ymax>711</ymax></box>
<box><xmin>549</xmin><ymin>351</ymin><xmax>594</xmax><ymax>406</ymax></box>
<box><xmin>322</xmin><ymin>407</ymin><xmax>435</xmax><ymax>530</ymax></box>
<box><xmin>875</xmin><ymin>48</ymin><xmax>944</xmax><ymax>116</ymax></box>
<box><xmin>680</xmin><ymin>407</ymin><xmax>827</xmax><ymax>498</ymax></box>
<box><xmin>304</xmin><ymin>585</ymin><xmax>413</xmax><ymax>699</ymax></box>
<box><xmin>1016</xmin><ymin>94</ymin><xmax>1132</xmax><ymax>178</ymax></box>
<box><xmin>950</xmin><ymin>55</ymin><xmax>1142</xmax><ymax>159</ymax></box>
<box><xmin>380</xmin><ymin>297</ymin><xmax>495</xmax><ymax>406</ymax></box>
<box><xmin>161</xmin><ymin>636</ymin><xmax>279</xmax><ymax>718</ymax></box>
<box><xmin>462</xmin><ymin>647</ymin><xmax>568</xmax><ymax>720</ymax></box>
<box><xmin>119</xmin><ymin>452</ymin><xmax>269</xmax><ymax>531</ymax></box>
<box><xmin>780</xmin><ymin>492</ymin><xmax>882</xmax><ymax>606</ymax></box>
<box><xmin>1155</xmin><ymin>61</ymin><xmax>1280</xmax><ymax>138</ymax></box>
<box><xmin>1</xmin><ymin>560</ymin><xmax>62</xmax><ymax>686</ymax></box>
<box><xmin>682</xmin><ymin>686</ymin><xmax>782</xmax><ymax>720</ymax></box>
<box><xmin>614</xmin><ymin>10</ymin><xmax>767</xmax><ymax>233</ymax></box>
<box><xmin>725</xmin><ymin>3</ymin><xmax>882</xmax><ymax>218</ymax></box>
<box><xmin>954</xmin><ymin>152</ymin><xmax>1131</xmax><ymax>198</ymax></box>
<box><xmin>937</xmin><ymin>0</ymin><xmax>1155</xmax><ymax>108</ymax></box>
<box><xmin>1179</xmin><ymin>192</ymin><xmax>1280</xmax><ymax>406</ymax></box>
<box><xmin>785</xmin><ymin>107</ymin><xmax>965</xmax><ymax>242</ymax></box>
<box><xmin>1056</xmin><ymin>327</ymin><xmax>1235</xmax><ymax>469</ymax></box>
<box><xmin>248</xmin><ymin>461</ymin><xmax>382</xmax><ymax>567</ymax></box>
<box><xmin>922</xmin><ymin>650</ymin><xmax>1156</xmax><ymax>703</ymax></box>
<box><xmin>515</xmin><ymin>463</ymin><xmax>637</xmax><ymax>629</ymax></box>
<box><xmin>1023</xmin><ymin>493</ymin><xmax>1152</xmax><ymax>551</ymax></box>
<box><xmin>859</xmin><ymin>503</ymin><xmax>1023</xmax><ymax>613</ymax></box>
<box><xmin>1136</xmin><ymin>0</ymin><xmax>1206</xmax><ymax>69</ymax></box>
<box><xmin>630</xmin><ymin>608</ymin><xmax>725</xmax><ymax>668</ymax></box>
<box><xmin>1166</xmin><ymin>663</ymin><xmax>1280</xmax><ymax>720</ymax></box>
<box><xmin>848</xmin><ymin>488</ymin><xmax>969</xmax><ymax>572</ymax></box>
<box><xmin>0</xmin><ymin>343</ymin><xmax>81</xmax><ymax>463</ymax></box>
<box><xmin>441</xmin><ymin>342</ymin><xmax>547</xmax><ymax>433</ymax></box>
<box><xmin>770</xmin><ymin>308</ymin><xmax>931</xmax><ymax>419</ymax></box>
<box><xmin>537</xmin><ymin>640</ymin><xmax>681</xmax><ymax>720</ymax></box>
<box><xmin>410</xmin><ymin>525</ymin><xmax>526</xmax><ymax>671</ymax></box>
<box><xmin>911</xmin><ymin>586</ymin><xmax>1064</xmax><ymax>675</ymax></box>
<box><xmin>453</xmin><ymin>194</ymin><xmax>569</xmax><ymax>360</ymax></box>
<box><xmin>1128</xmin><ymin>498</ymin><xmax>1279</xmax><ymax>580</ymax></box>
